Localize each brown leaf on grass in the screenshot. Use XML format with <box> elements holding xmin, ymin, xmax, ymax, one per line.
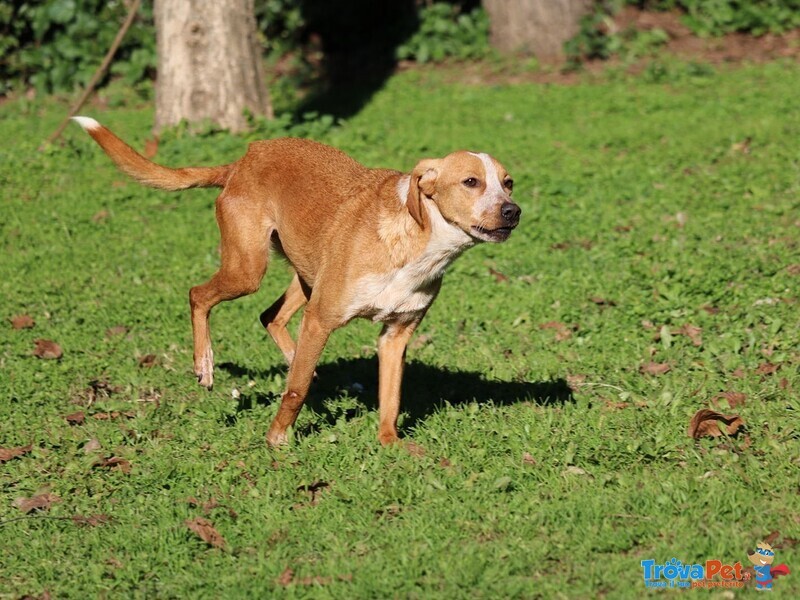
<box><xmin>83</xmin><ymin>439</ymin><xmax>102</xmax><ymax>454</ymax></box>
<box><xmin>93</xmin><ymin>456</ymin><xmax>132</xmax><ymax>474</ymax></box>
<box><xmin>522</xmin><ymin>452</ymin><xmax>536</xmax><ymax>466</ymax></box>
<box><xmin>11</xmin><ymin>314</ymin><xmax>35</xmax><ymax>329</ymax></box>
<box><xmin>14</xmin><ymin>493</ymin><xmax>62</xmax><ymax>514</ymax></box>
<box><xmin>787</xmin><ymin>264</ymin><xmax>800</xmax><ymax>276</ymax></box>
<box><xmin>712</xmin><ymin>391</ymin><xmax>747</xmax><ymax>409</ymax></box>
<box><xmin>640</xmin><ymin>362</ymin><xmax>671</xmax><ymax>376</ymax></box>
<box><xmin>589</xmin><ymin>296</ymin><xmax>616</xmax><ymax>307</ymax></box>
<box><xmin>438</xmin><ymin>457</ymin><xmax>452</xmax><ymax>468</ymax></box>
<box><xmin>731</xmin><ymin>137</ymin><xmax>751</xmax><ymax>154</ymax></box>
<box><xmin>614</xmin><ymin>224</ymin><xmax>632</xmax><ymax>233</ymax></box>
<box><xmin>91</xmin><ymin>209</ymin><xmax>110</xmax><ymax>223</ymax></box>
<box><xmin>72</xmin><ymin>514</ymin><xmax>111</xmax><ymax>527</ymax></box>
<box><xmin>33</xmin><ymin>339</ymin><xmax>62</xmax><ymax>359</ymax></box>
<box><xmin>488</xmin><ymin>267</ymin><xmax>509</xmax><ymax>283</ymax></box>
<box><xmin>700</xmin><ymin>304</ymin><xmax>720</xmax><ymax>315</ymax></box>
<box><xmin>79</xmin><ymin>378</ymin><xmax>123</xmax><ymax>406</ymax></box>
<box><xmin>92</xmin><ymin>411</ymin><xmax>136</xmax><ymax>421</ymax></box>
<box><xmin>105</xmin><ymin>325</ymin><xmax>128</xmax><ymax>337</ymax></box>
<box><xmin>731</xmin><ymin>368</ymin><xmax>746</xmax><ymax>378</ymax></box>
<box><xmin>539</xmin><ymin>321</ymin><xmax>577</xmax><ymax>342</ymax></box>
<box><xmin>673</xmin><ymin>324</ymin><xmax>702</xmax><ymax>346</ymax></box>
<box><xmin>687</xmin><ymin>409</ymin><xmax>746</xmax><ymax>439</ymax></box>
<box><xmin>64</xmin><ymin>411</ymin><xmax>85</xmax><ymax>425</ymax></box>
<box><xmin>185</xmin><ymin>516</ymin><xmax>226</xmax><ymax>549</ymax></box>
<box><xmin>404</xmin><ymin>441</ymin><xmax>426</xmax><ymax>458</ymax></box>
<box><xmin>277</xmin><ymin>567</ymin><xmax>295</xmax><ymax>586</ymax></box>
<box><xmin>0</xmin><ymin>444</ymin><xmax>33</xmax><ymax>463</ymax></box>
<box><xmin>755</xmin><ymin>362</ymin><xmax>780</xmax><ymax>376</ymax></box>
<box><xmin>138</xmin><ymin>354</ymin><xmax>157</xmax><ymax>368</ymax></box>
<box><xmin>297</xmin><ymin>481</ymin><xmax>330</xmax><ymax>506</ymax></box>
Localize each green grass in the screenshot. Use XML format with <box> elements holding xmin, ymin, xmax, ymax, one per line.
<box><xmin>2</xmin><ymin>60</ymin><xmax>799</xmax><ymax>598</ymax></box>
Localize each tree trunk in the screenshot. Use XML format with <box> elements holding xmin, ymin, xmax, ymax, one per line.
<box><xmin>483</xmin><ymin>0</ymin><xmax>593</xmax><ymax>60</ymax></box>
<box><xmin>153</xmin><ymin>0</ymin><xmax>272</xmax><ymax>133</ymax></box>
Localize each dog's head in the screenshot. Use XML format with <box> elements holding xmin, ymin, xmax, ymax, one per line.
<box><xmin>406</xmin><ymin>151</ymin><xmax>520</xmax><ymax>242</ymax></box>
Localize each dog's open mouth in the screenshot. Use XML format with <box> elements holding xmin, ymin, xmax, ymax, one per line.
<box><xmin>470</xmin><ymin>225</ymin><xmax>514</xmax><ymax>242</ymax></box>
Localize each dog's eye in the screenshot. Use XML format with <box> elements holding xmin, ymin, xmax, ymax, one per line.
<box><xmin>504</xmin><ymin>179</ymin><xmax>514</xmax><ymax>191</ymax></box>
<box><xmin>462</xmin><ymin>177</ymin><xmax>479</xmax><ymax>188</ymax></box>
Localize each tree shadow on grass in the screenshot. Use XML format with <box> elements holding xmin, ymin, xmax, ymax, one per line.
<box><xmin>218</xmin><ymin>357</ymin><xmax>573</xmax><ymax>436</ymax></box>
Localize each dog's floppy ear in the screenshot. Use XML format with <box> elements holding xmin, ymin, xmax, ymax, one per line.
<box><xmin>407</xmin><ymin>159</ymin><xmax>441</xmax><ymax>228</ymax></box>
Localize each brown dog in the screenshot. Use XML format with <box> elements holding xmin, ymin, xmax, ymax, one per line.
<box><xmin>73</xmin><ymin>116</ymin><xmax>521</xmax><ymax>446</ymax></box>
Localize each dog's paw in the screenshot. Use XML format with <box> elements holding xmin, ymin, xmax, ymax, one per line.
<box><xmin>266</xmin><ymin>429</ymin><xmax>289</xmax><ymax>447</ymax></box>
<box><xmin>194</xmin><ymin>349</ymin><xmax>214</xmax><ymax>389</ymax></box>
<box><xmin>378</xmin><ymin>431</ymin><xmax>401</xmax><ymax>447</ymax></box>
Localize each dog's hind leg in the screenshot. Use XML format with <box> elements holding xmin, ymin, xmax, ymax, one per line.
<box><xmin>260</xmin><ymin>272</ymin><xmax>309</xmax><ymax>366</ymax></box>
<box><xmin>189</xmin><ymin>197</ymin><xmax>272</xmax><ymax>389</ymax></box>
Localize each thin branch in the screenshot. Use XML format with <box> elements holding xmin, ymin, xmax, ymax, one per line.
<box><xmin>42</xmin><ymin>0</ymin><xmax>142</xmax><ymax>148</ymax></box>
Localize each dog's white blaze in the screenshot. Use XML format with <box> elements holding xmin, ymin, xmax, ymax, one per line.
<box><xmin>346</xmin><ymin>201</ymin><xmax>474</xmax><ymax>322</ymax></box>
<box><xmin>396</xmin><ymin>175</ymin><xmax>410</xmax><ymax>206</ymax></box>
<box><xmin>71</xmin><ymin>116</ymin><xmax>101</xmax><ymax>131</ymax></box>
<box><xmin>469</xmin><ymin>152</ymin><xmax>506</xmax><ymax>218</ymax></box>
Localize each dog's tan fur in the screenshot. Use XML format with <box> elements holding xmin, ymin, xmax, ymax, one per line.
<box><xmin>73</xmin><ymin>116</ymin><xmax>520</xmax><ymax>446</ymax></box>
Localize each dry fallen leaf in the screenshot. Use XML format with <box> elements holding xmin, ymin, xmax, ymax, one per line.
<box><xmin>488</xmin><ymin>267</ymin><xmax>509</xmax><ymax>283</ymax></box>
<box><xmin>673</xmin><ymin>324</ymin><xmax>702</xmax><ymax>346</ymax></box>
<box><xmin>10</xmin><ymin>314</ymin><xmax>35</xmax><ymax>329</ymax></box>
<box><xmin>297</xmin><ymin>481</ymin><xmax>330</xmax><ymax>506</ymax></box>
<box><xmin>540</xmin><ymin>321</ymin><xmax>577</xmax><ymax>342</ymax></box>
<box><xmin>277</xmin><ymin>567</ymin><xmax>295</xmax><ymax>587</ymax></box>
<box><xmin>185</xmin><ymin>516</ymin><xmax>226</xmax><ymax>549</ymax></box>
<box><xmin>14</xmin><ymin>493</ymin><xmax>62</xmax><ymax>514</ymax></box>
<box><xmin>640</xmin><ymin>362</ymin><xmax>671</xmax><ymax>376</ymax></box>
<box><xmin>522</xmin><ymin>452</ymin><xmax>536</xmax><ymax>466</ymax></box>
<box><xmin>33</xmin><ymin>339</ymin><xmax>62</xmax><ymax>359</ymax></box>
<box><xmin>755</xmin><ymin>362</ymin><xmax>780</xmax><ymax>376</ymax></box>
<box><xmin>138</xmin><ymin>354</ymin><xmax>157</xmax><ymax>368</ymax></box>
<box><xmin>589</xmin><ymin>296</ymin><xmax>616</xmax><ymax>307</ymax></box>
<box><xmin>0</xmin><ymin>444</ymin><xmax>33</xmax><ymax>463</ymax></box>
<box><xmin>105</xmin><ymin>325</ymin><xmax>129</xmax><ymax>337</ymax></box>
<box><xmin>64</xmin><ymin>411</ymin><xmax>85</xmax><ymax>425</ymax></box>
<box><xmin>83</xmin><ymin>439</ymin><xmax>102</xmax><ymax>454</ymax></box>
<box><xmin>787</xmin><ymin>264</ymin><xmax>800</xmax><ymax>276</ymax></box>
<box><xmin>72</xmin><ymin>514</ymin><xmax>111</xmax><ymax>527</ymax></box>
<box><xmin>688</xmin><ymin>409</ymin><xmax>746</xmax><ymax>439</ymax></box>
<box><xmin>712</xmin><ymin>391</ymin><xmax>747</xmax><ymax>409</ymax></box>
<box><xmin>93</xmin><ymin>456</ymin><xmax>132</xmax><ymax>474</ymax></box>
<box><xmin>92</xmin><ymin>411</ymin><xmax>136</xmax><ymax>421</ymax></box>
<box><xmin>404</xmin><ymin>441</ymin><xmax>426</xmax><ymax>458</ymax></box>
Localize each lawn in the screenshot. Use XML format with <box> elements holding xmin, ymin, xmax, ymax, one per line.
<box><xmin>1</xmin><ymin>59</ymin><xmax>799</xmax><ymax>598</ymax></box>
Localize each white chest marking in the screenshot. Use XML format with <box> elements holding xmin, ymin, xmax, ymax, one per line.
<box><xmin>346</xmin><ymin>201</ymin><xmax>473</xmax><ymax>322</ymax></box>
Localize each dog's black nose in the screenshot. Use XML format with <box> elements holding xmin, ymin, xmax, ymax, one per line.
<box><xmin>501</xmin><ymin>202</ymin><xmax>521</xmax><ymax>224</ymax></box>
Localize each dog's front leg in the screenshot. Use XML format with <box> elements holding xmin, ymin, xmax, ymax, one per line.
<box><xmin>377</xmin><ymin>320</ymin><xmax>420</xmax><ymax>446</ymax></box>
<box><xmin>266</xmin><ymin>308</ymin><xmax>331</xmax><ymax>446</ymax></box>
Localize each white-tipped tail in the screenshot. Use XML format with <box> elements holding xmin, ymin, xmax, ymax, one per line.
<box><xmin>71</xmin><ymin>116</ymin><xmax>101</xmax><ymax>131</ymax></box>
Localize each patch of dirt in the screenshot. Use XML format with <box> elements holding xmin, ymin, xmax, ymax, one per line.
<box><xmin>615</xmin><ymin>6</ymin><xmax>800</xmax><ymax>64</ymax></box>
<box><xmin>419</xmin><ymin>8</ymin><xmax>800</xmax><ymax>87</ymax></box>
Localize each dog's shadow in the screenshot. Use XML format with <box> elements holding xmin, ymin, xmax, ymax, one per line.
<box><xmin>218</xmin><ymin>358</ymin><xmax>573</xmax><ymax>434</ymax></box>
